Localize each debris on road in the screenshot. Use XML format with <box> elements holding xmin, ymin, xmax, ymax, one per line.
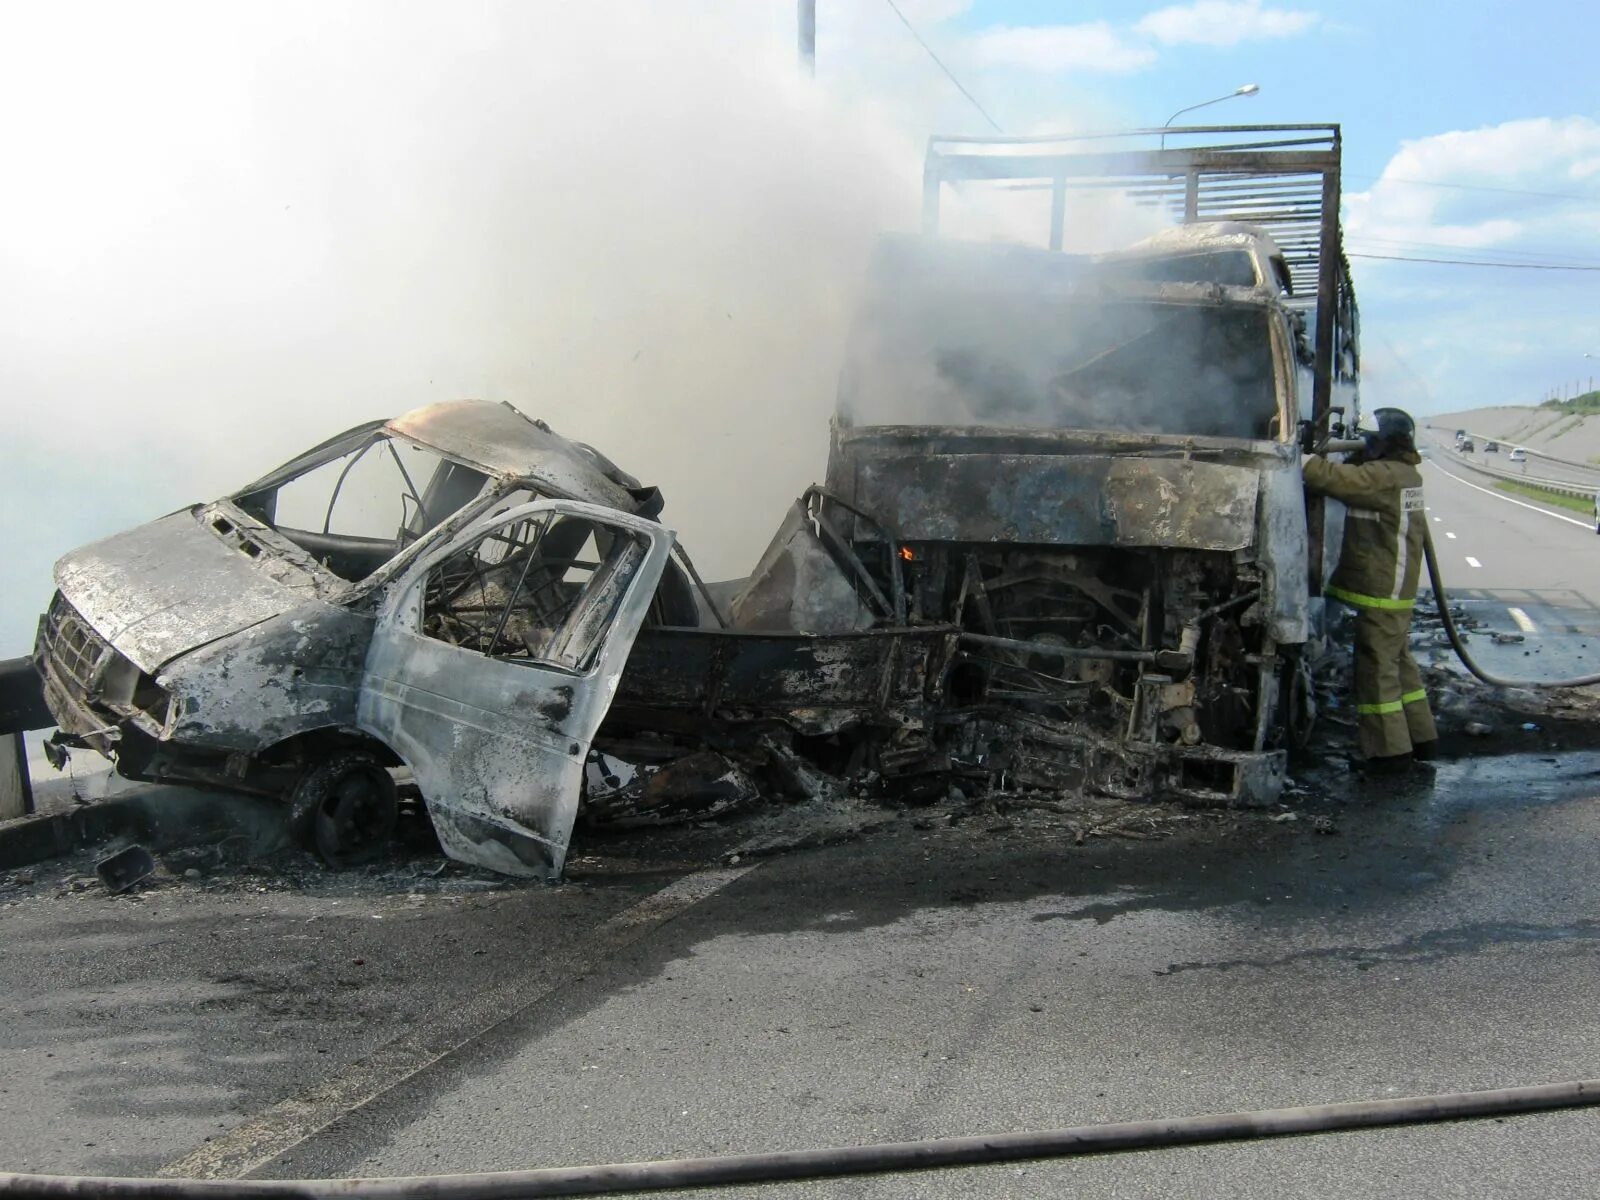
<box><xmin>94</xmin><ymin>844</ymin><xmax>155</xmax><ymax>893</ymax></box>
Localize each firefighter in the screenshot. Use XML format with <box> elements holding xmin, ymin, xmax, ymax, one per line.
<box><xmin>1303</xmin><ymin>406</ymin><xmax>1439</xmax><ymax>770</ymax></box>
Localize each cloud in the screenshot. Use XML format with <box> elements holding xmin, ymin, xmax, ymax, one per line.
<box><xmin>1346</xmin><ymin>116</ymin><xmax>1600</xmax><ymax>250</ymax></box>
<box><xmin>970</xmin><ymin>21</ymin><xmax>1157</xmax><ymax>73</ymax></box>
<box><xmin>1136</xmin><ymin>0</ymin><xmax>1318</xmax><ymax>47</ymax></box>
<box><xmin>1341</xmin><ymin>117</ymin><xmax>1600</xmax><ymax>419</ymax></box>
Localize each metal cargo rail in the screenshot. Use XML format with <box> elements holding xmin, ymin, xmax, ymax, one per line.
<box><xmin>921</xmin><ymin>125</ymin><xmax>1358</xmax><ymax>588</ymax></box>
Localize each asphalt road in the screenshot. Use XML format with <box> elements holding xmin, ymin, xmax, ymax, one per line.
<box><xmin>1417</xmin><ymin>442</ymin><xmax>1600</xmax><ymax>683</ymax></box>
<box><xmin>221</xmin><ymin>758</ymin><xmax>1600</xmax><ymax>1196</ymax></box>
<box><xmin>6</xmin><ymin>440</ymin><xmax>1600</xmax><ymax>1196</ymax></box>
<box><xmin>6</xmin><ymin>750</ymin><xmax>1599</xmax><ymax>1197</ymax></box>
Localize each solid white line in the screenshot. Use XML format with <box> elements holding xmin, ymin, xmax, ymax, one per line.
<box><xmin>1466</xmin><ymin>556</ymin><xmax>1483</xmax><ymax>568</ymax></box>
<box><xmin>1508</xmin><ymin>606</ymin><xmax>1538</xmax><ymax>633</ymax></box>
<box><xmin>1422</xmin><ymin>459</ymin><xmax>1593</xmax><ymax>530</ymax></box>
<box><xmin>1445</xmin><ymin>532</ymin><xmax>1457</xmax><ymax>539</ymax></box>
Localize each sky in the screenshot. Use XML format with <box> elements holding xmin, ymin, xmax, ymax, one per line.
<box><xmin>2</xmin><ymin>0</ymin><xmax>1598</xmax><ymax>653</ymax></box>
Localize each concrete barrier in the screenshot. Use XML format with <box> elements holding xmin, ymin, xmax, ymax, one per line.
<box><xmin>0</xmin><ymin>658</ymin><xmax>49</xmax><ymax>820</ymax></box>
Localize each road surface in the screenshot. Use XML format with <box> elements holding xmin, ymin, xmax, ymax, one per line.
<box><xmin>5</xmin><ymin>441</ymin><xmax>1600</xmax><ymax>1197</ymax></box>
<box><xmin>1419</xmin><ymin>447</ymin><xmax>1600</xmax><ymax>683</ymax></box>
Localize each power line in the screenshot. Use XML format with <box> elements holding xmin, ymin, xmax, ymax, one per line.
<box><xmin>1351</xmin><ymin>234</ymin><xmax>1600</xmax><ymax>265</ymax></box>
<box><xmin>1349</xmin><ymin>252</ymin><xmax>1600</xmax><ymax>271</ymax></box>
<box><xmin>881</xmin><ymin>0</ymin><xmax>1003</xmax><ymax>133</ymax></box>
<box><xmin>1346</xmin><ymin>173</ymin><xmax>1599</xmax><ymax>203</ymax></box>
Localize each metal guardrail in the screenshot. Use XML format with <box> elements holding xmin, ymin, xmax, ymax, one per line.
<box><xmin>0</xmin><ymin>658</ymin><xmax>48</xmax><ymax>821</ymax></box>
<box><xmin>1425</xmin><ymin>423</ymin><xmax>1600</xmax><ymax>489</ymax></box>
<box><xmin>1430</xmin><ymin>442</ymin><xmax>1599</xmax><ymax>502</ymax></box>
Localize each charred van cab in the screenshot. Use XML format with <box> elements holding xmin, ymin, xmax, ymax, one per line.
<box><xmin>34</xmin><ymin>400</ymin><xmax>691</xmax><ymax>877</ymax></box>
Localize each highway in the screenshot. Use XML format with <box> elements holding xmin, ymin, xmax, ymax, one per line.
<box><xmin>1418</xmin><ymin>444</ymin><xmax>1600</xmax><ymax>683</ymax></box>
<box><xmin>5</xmin><ymin>437</ymin><xmax>1600</xmax><ymax>1198</ymax></box>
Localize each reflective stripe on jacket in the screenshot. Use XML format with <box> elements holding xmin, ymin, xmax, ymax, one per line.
<box><xmin>1302</xmin><ymin>451</ymin><xmax>1426</xmax><ymax>609</ymax></box>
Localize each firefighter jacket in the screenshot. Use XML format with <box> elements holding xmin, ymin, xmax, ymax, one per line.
<box><xmin>1302</xmin><ymin>450</ymin><xmax>1426</xmax><ymax>610</ymax></box>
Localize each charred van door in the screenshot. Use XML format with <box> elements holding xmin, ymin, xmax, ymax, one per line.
<box><xmin>357</xmin><ymin>499</ymin><xmax>671</xmax><ymax>877</ymax></box>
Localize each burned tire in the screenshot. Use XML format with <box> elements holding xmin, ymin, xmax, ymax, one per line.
<box><xmin>287</xmin><ymin>751</ymin><xmax>399</xmax><ymax>868</ymax></box>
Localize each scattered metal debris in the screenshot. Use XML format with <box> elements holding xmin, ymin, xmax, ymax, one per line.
<box><xmin>95</xmin><ymin>844</ymin><xmax>155</xmax><ymax>893</ymax></box>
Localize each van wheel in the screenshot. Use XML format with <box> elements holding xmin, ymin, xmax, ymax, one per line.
<box><xmin>288</xmin><ymin>751</ymin><xmax>399</xmax><ymax>868</ymax></box>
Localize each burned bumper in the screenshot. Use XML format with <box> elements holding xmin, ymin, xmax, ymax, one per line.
<box><xmin>34</xmin><ymin>592</ymin><xmax>172</xmax><ymax>759</ymax></box>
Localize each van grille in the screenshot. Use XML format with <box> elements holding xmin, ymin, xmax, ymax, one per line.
<box><xmin>41</xmin><ymin>592</ymin><xmax>113</xmax><ymax>697</ymax></box>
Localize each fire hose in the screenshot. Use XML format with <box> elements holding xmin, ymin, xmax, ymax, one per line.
<box><xmin>1422</xmin><ymin>526</ymin><xmax>1600</xmax><ymax>688</ymax></box>
<box><xmin>1</xmin><ymin>1080</ymin><xmax>1596</xmax><ymax>1197</ymax></box>
<box><xmin>1316</xmin><ymin>437</ymin><xmax>1600</xmax><ymax>690</ymax></box>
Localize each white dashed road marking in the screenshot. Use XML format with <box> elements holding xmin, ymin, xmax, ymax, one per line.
<box><xmin>1508</xmin><ymin>607</ymin><xmax>1538</xmax><ymax>634</ymax></box>
<box><xmin>1445</xmin><ymin>532</ymin><xmax>1457</xmax><ymax>539</ymax></box>
<box><xmin>1465</xmin><ymin>556</ymin><xmax>1483</xmax><ymax>568</ymax></box>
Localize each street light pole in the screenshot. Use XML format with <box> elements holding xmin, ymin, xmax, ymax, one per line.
<box><xmin>798</xmin><ymin>0</ymin><xmax>815</xmax><ymax>77</ymax></box>
<box><xmin>1160</xmin><ymin>84</ymin><xmax>1260</xmax><ymax>148</ymax></box>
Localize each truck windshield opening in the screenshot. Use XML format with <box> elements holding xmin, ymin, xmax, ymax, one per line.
<box><xmin>839</xmin><ymin>295</ymin><xmax>1281</xmax><ymax>440</ymax></box>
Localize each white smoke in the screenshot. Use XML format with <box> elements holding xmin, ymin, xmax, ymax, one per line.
<box><xmin>0</xmin><ymin>2</ymin><xmax>928</xmax><ymax>650</ymax></box>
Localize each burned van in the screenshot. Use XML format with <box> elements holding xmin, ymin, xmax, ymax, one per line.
<box><xmin>34</xmin><ymin>400</ymin><xmax>686</xmax><ymax>876</ymax></box>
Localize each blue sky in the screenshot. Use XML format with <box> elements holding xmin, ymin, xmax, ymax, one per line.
<box><xmin>813</xmin><ymin>0</ymin><xmax>1600</xmax><ymax>409</ymax></box>
<box><xmin>1</xmin><ymin>1</ymin><xmax>1597</xmax><ymax>650</ymax></box>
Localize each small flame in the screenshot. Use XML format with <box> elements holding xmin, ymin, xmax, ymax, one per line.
<box><xmin>899</xmin><ymin>546</ymin><xmax>915</xmax><ymax>562</ymax></box>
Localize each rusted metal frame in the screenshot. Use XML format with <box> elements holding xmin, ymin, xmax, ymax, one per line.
<box><xmin>804</xmin><ymin>486</ymin><xmax>907</xmax><ymax>622</ymax></box>
<box><xmin>488</xmin><ymin>520</ymin><xmax>552</xmax><ymax>654</ymax></box>
<box><xmin>1196</xmin><ymin>197</ymin><xmax>1318</xmax><ymax>211</ymax></box>
<box><xmin>1116</xmin><ymin>176</ymin><xmax>1323</xmax><ymax>198</ymax></box>
<box><xmin>320</xmin><ymin>439</ymin><xmax>379</xmax><ymax>535</ymax></box>
<box><xmin>981</xmin><ymin>567</ymin><xmax>1142</xmax><ymax>636</ymax></box>
<box><xmin>384</xmin><ymin>440</ymin><xmax>429</xmax><ymax>536</ymax></box>
<box><xmin>670</xmin><ymin>540</ymin><xmax>728</xmax><ymax>630</ymax></box>
<box><xmin>1306</xmin><ymin>142</ymin><xmax>1343</xmax><ymax>594</ymax></box>
<box><xmin>961</xmin><ymin>631</ymin><xmax>1158</xmax><ymax>665</ymax></box>
<box><xmin>959</xmin><ymin>649</ymin><xmax>1093</xmax><ymax>701</ymax></box>
<box><xmin>874</xmin><ymin>631</ymin><xmax>903</xmax><ymax>713</ymax></box>
<box><xmin>932</xmin><ymin>123</ymin><xmax>1337</xmax><ymax>144</ymax></box>
<box><xmin>811</xmin><ymin>505</ymin><xmax>896</xmax><ymax>620</ymax></box>
<box><xmin>1196</xmin><ymin>198</ymin><xmax>1331</xmax><ymax>214</ymax></box>
<box><xmin>699</xmin><ymin>636</ymin><xmax>737</xmax><ymax>718</ymax></box>
<box><xmin>958</xmin><ymin>554</ymin><xmax>998</xmax><ymax>635</ymax></box>
<box><xmin>933</xmin><ymin>149</ymin><xmax>1340</xmax><ymax>182</ymax></box>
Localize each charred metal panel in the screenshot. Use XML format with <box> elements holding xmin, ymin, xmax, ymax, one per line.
<box><xmin>1257</xmin><ymin>462</ymin><xmax>1311</xmax><ymax>644</ymax></box>
<box><xmin>849</xmin><ymin>453</ymin><xmax>1258</xmax><ymax>550</ymax></box>
<box><xmin>161</xmin><ymin>604</ymin><xmax>376</xmax><ymax>751</ymax></box>
<box><xmin>386</xmin><ymin>400</ymin><xmax>640</xmax><ymax>509</ymax></box>
<box><xmin>609</xmin><ymin>626</ymin><xmax>958</xmax><ymax>736</ymax></box>
<box><xmin>729</xmin><ymin>501</ymin><xmax>874</xmax><ymax>633</ymax></box>
<box><xmin>358</xmin><ymin>499</ymin><xmax>671</xmax><ymax>878</ymax></box>
<box><xmin>53</xmin><ymin>509</ymin><xmax>329</xmax><ymax>675</ymax></box>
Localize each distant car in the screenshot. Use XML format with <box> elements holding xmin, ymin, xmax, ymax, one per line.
<box><xmin>1460</xmin><ymin>437</ymin><xmax>1476</xmax><ymax>452</ymax></box>
<box><xmin>1484</xmin><ymin>440</ymin><xmax>1500</xmax><ymax>452</ymax></box>
<box><xmin>1508</xmin><ymin>447</ymin><xmax>1527</xmax><ymax>462</ymax></box>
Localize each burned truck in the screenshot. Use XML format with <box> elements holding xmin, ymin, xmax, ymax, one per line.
<box><xmin>813</xmin><ymin>231</ymin><xmax>1311</xmax><ymax>803</ymax></box>
<box><xmin>608</xmin><ymin>126</ymin><xmax>1361</xmax><ymax>808</ymax></box>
